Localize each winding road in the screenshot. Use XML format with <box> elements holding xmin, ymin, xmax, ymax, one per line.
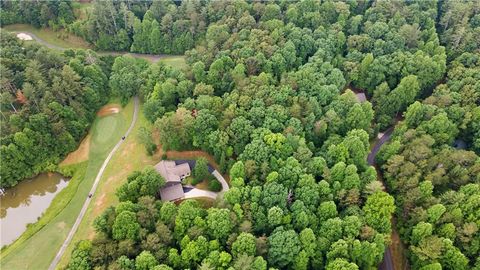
<box><xmin>11</xmin><ymin>31</ymin><xmax>178</xmax><ymax>63</ymax></box>
<box><xmin>368</xmin><ymin>128</ymin><xmax>397</xmax><ymax>270</ymax></box>
<box><xmin>48</xmin><ymin>97</ymin><xmax>139</xmax><ymax>270</ymax></box>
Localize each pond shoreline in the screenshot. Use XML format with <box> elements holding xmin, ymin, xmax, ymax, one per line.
<box><xmin>1</xmin><ymin>173</ymin><xmax>69</xmax><ymax>247</ymax></box>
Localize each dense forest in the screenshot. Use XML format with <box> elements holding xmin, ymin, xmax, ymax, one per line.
<box><xmin>377</xmin><ymin>53</ymin><xmax>480</xmax><ymax>269</ymax></box>
<box><xmin>0</xmin><ymin>0</ymin><xmax>478</xmax><ymax>269</ymax></box>
<box><xmin>0</xmin><ymin>32</ymin><xmax>110</xmax><ymax>188</ymax></box>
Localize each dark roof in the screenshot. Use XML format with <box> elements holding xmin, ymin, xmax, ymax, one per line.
<box><xmin>160</xmin><ymin>183</ymin><xmax>185</xmax><ymax>201</ymax></box>
<box><xmin>175</xmin><ymin>159</ymin><xmax>215</xmax><ymax>173</ymax></box>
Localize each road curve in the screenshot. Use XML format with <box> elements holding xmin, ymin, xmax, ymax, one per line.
<box><xmin>10</xmin><ymin>31</ymin><xmax>178</xmax><ymax>63</ymax></box>
<box><xmin>212</xmin><ymin>170</ymin><xmax>229</xmax><ymax>192</ymax></box>
<box><xmin>48</xmin><ymin>97</ymin><xmax>139</xmax><ymax>270</ymax></box>
<box><xmin>368</xmin><ymin>127</ymin><xmax>394</xmax><ymax>166</ymax></box>
<box><xmin>368</xmin><ymin>127</ymin><xmax>396</xmax><ymax>270</ymax></box>
<box><xmin>182</xmin><ymin>169</ymin><xmax>230</xmax><ymax>200</ymax></box>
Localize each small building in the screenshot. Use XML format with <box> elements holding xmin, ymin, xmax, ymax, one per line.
<box><xmin>155</xmin><ymin>161</ymin><xmax>191</xmax><ymax>201</ymax></box>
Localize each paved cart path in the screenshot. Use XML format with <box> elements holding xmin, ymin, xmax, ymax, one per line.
<box><xmin>48</xmin><ymin>97</ymin><xmax>139</xmax><ymax>270</ymax></box>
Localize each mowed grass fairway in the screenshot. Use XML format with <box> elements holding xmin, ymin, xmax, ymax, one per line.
<box><xmin>0</xmin><ymin>100</ymin><xmax>132</xmax><ymax>270</ymax></box>
<box><xmin>2</xmin><ymin>24</ymin><xmax>91</xmax><ymax>49</ymax></box>
<box><xmin>57</xmin><ymin>102</ymin><xmax>162</xmax><ymax>269</ymax></box>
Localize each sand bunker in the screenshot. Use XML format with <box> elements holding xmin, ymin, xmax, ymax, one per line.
<box><xmin>97</xmin><ymin>104</ymin><xmax>121</xmax><ymax>117</ymax></box>
<box><xmin>60</xmin><ymin>134</ymin><xmax>91</xmax><ymax>165</ymax></box>
<box><xmin>16</xmin><ymin>33</ymin><xmax>33</xmax><ymax>41</ymax></box>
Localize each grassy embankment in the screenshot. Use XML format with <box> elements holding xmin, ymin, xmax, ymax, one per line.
<box><xmin>0</xmin><ymin>99</ymin><xmax>133</xmax><ymax>270</ymax></box>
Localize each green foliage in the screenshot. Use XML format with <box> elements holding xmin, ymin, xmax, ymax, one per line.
<box><xmin>112</xmin><ymin>211</ymin><xmax>140</xmax><ymax>241</ymax></box>
<box><xmin>109</xmin><ymin>56</ymin><xmax>148</xmax><ymax>105</ymax></box>
<box><xmin>232</xmin><ymin>233</ymin><xmax>256</xmax><ymax>257</ymax></box>
<box><xmin>193</xmin><ymin>157</ymin><xmax>209</xmax><ymax>182</ymax></box>
<box><xmin>207</xmin><ymin>178</ymin><xmax>222</xmax><ymax>192</ymax></box>
<box><xmin>58</xmin><ymin>1</ymin><xmax>480</xmax><ymax>270</ymax></box>
<box><xmin>0</xmin><ymin>34</ymin><xmax>108</xmax><ymax>188</ymax></box>
<box><xmin>67</xmin><ymin>240</ymin><xmax>92</xmax><ymax>270</ymax></box>
<box><xmin>137</xmin><ymin>126</ymin><xmax>157</xmax><ymax>155</ymax></box>
<box><xmin>135</xmin><ymin>251</ymin><xmax>158</xmax><ymax>270</ymax></box>
<box><xmin>363</xmin><ymin>192</ymin><xmax>395</xmax><ymax>234</ymax></box>
<box><xmin>116</xmin><ymin>167</ymin><xmax>165</xmax><ymax>203</ymax></box>
<box><xmin>268</xmin><ymin>227</ymin><xmax>301</xmax><ymax>268</ymax></box>
<box><xmin>206</xmin><ymin>208</ymin><xmax>234</xmax><ymax>242</ymax></box>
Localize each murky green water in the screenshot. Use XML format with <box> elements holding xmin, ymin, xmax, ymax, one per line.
<box><xmin>0</xmin><ymin>173</ymin><xmax>68</xmax><ymax>247</ymax></box>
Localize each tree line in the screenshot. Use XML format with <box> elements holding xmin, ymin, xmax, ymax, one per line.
<box><xmin>0</xmin><ymin>32</ymin><xmax>110</xmax><ymax>188</ymax></box>
<box><xmin>66</xmin><ymin>1</ymin><xmax>402</xmax><ymax>269</ymax></box>
<box><xmin>377</xmin><ymin>53</ymin><xmax>480</xmax><ymax>269</ymax></box>
<box><xmin>1</xmin><ymin>0</ymin><xmax>478</xmax><ymax>269</ymax></box>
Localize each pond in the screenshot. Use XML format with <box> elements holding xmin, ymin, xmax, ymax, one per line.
<box><xmin>0</xmin><ymin>173</ymin><xmax>69</xmax><ymax>247</ymax></box>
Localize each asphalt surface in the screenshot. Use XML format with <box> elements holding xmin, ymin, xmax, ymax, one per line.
<box><xmin>368</xmin><ymin>127</ymin><xmax>396</xmax><ymax>270</ymax></box>
<box><xmin>48</xmin><ymin>97</ymin><xmax>139</xmax><ymax>270</ymax></box>
<box><xmin>380</xmin><ymin>247</ymin><xmax>395</xmax><ymax>270</ymax></box>
<box><xmin>368</xmin><ymin>127</ymin><xmax>394</xmax><ymax>166</ymax></box>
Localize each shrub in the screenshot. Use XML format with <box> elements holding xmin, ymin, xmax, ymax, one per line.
<box><xmin>208</xmin><ymin>178</ymin><xmax>222</xmax><ymax>192</ymax></box>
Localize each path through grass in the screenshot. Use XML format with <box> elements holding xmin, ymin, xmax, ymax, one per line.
<box><xmin>0</xmin><ymin>100</ymin><xmax>132</xmax><ymax>270</ymax></box>
<box><xmin>2</xmin><ymin>24</ymin><xmax>91</xmax><ymax>49</ymax></box>
<box><xmin>56</xmin><ymin>102</ymin><xmax>162</xmax><ymax>269</ymax></box>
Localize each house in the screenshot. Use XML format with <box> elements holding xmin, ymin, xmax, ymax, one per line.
<box><xmin>155</xmin><ymin>161</ymin><xmax>191</xmax><ymax>201</ymax></box>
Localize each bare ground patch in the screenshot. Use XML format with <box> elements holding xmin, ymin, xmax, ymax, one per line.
<box><xmin>97</xmin><ymin>104</ymin><xmax>121</xmax><ymax>117</ymax></box>
<box><xmin>60</xmin><ymin>134</ymin><xmax>91</xmax><ymax>165</ymax></box>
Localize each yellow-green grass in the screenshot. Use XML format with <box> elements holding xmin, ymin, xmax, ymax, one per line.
<box><xmin>0</xmin><ymin>100</ymin><xmax>132</xmax><ymax>270</ymax></box>
<box><xmin>159</xmin><ymin>56</ymin><xmax>187</xmax><ymax>70</ymax></box>
<box><xmin>2</xmin><ymin>24</ymin><xmax>91</xmax><ymax>49</ymax></box>
<box><xmin>56</xmin><ymin>102</ymin><xmax>163</xmax><ymax>269</ymax></box>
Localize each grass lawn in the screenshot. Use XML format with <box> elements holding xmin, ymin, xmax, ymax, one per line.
<box><xmin>56</xmin><ymin>102</ymin><xmax>163</xmax><ymax>269</ymax></box>
<box><xmin>0</xmin><ymin>100</ymin><xmax>132</xmax><ymax>270</ymax></box>
<box><xmin>159</xmin><ymin>56</ymin><xmax>187</xmax><ymax>70</ymax></box>
<box><xmin>2</xmin><ymin>24</ymin><xmax>91</xmax><ymax>49</ymax></box>
<box><xmin>183</xmin><ymin>176</ymin><xmax>209</xmax><ymax>190</ymax></box>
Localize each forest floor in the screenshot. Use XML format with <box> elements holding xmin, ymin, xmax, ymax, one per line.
<box><xmin>0</xmin><ymin>99</ymin><xmax>132</xmax><ymax>270</ymax></box>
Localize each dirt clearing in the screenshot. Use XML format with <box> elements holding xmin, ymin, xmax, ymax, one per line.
<box><xmin>61</xmin><ymin>134</ymin><xmax>91</xmax><ymax>165</ymax></box>
<box><xmin>97</xmin><ymin>104</ymin><xmax>121</xmax><ymax>117</ymax></box>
